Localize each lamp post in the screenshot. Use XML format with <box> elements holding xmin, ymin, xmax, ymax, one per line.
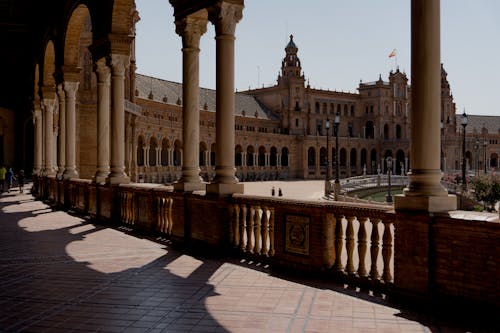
<box><xmin>461</xmin><ymin>111</ymin><xmax>468</xmax><ymax>190</ymax></box>
<box><xmin>483</xmin><ymin>138</ymin><xmax>487</xmax><ymax>174</ymax></box>
<box><xmin>474</xmin><ymin>138</ymin><xmax>479</xmax><ymax>177</ymax></box>
<box><xmin>334</xmin><ymin>111</ymin><xmax>340</xmax><ymax>200</ymax></box>
<box><xmin>324</xmin><ymin>118</ymin><xmax>331</xmax><ymax>197</ymax></box>
<box><xmin>386</xmin><ymin>156</ymin><xmax>393</xmax><ymax>203</ymax></box>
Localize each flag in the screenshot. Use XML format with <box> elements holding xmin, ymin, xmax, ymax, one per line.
<box><xmin>388</xmin><ymin>49</ymin><xmax>396</xmax><ymax>58</ymax></box>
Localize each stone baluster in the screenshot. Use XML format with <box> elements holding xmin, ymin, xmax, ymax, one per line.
<box><xmin>247</xmin><ymin>206</ymin><xmax>255</xmax><ymax>253</ymax></box>
<box><xmin>240</xmin><ymin>204</ymin><xmax>247</xmax><ymax>251</ymax></box>
<box><xmin>333</xmin><ymin>215</ymin><xmax>344</xmax><ymax>272</ymax></box>
<box><xmin>232</xmin><ymin>204</ymin><xmax>240</xmax><ymax>247</ymax></box>
<box><xmin>254</xmin><ymin>206</ymin><xmax>262</xmax><ymax>254</ymax></box>
<box><xmin>261</xmin><ymin>207</ymin><xmax>270</xmax><ymax>256</ymax></box>
<box><xmin>369</xmin><ymin>218</ymin><xmax>381</xmax><ymax>280</ymax></box>
<box><xmin>268</xmin><ymin>208</ymin><xmax>275</xmax><ymax>256</ymax></box>
<box><xmin>345</xmin><ymin>216</ymin><xmax>356</xmax><ymax>275</ymax></box>
<box><xmin>382</xmin><ymin>220</ymin><xmax>393</xmax><ymax>282</ymax></box>
<box><xmin>323</xmin><ymin>213</ymin><xmax>335</xmax><ymax>269</ymax></box>
<box><xmin>357</xmin><ymin>217</ymin><xmax>369</xmax><ymax>277</ymax></box>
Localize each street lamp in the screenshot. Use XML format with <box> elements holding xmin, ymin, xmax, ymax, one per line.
<box><xmin>461</xmin><ymin>111</ymin><xmax>468</xmax><ymax>190</ymax></box>
<box><xmin>325</xmin><ymin>118</ymin><xmax>331</xmax><ymax>197</ymax></box>
<box><xmin>386</xmin><ymin>156</ymin><xmax>393</xmax><ymax>203</ymax></box>
<box><xmin>483</xmin><ymin>138</ymin><xmax>488</xmax><ymax>174</ymax></box>
<box><xmin>474</xmin><ymin>138</ymin><xmax>479</xmax><ymax>176</ymax></box>
<box><xmin>334</xmin><ymin>111</ymin><xmax>341</xmax><ymax>200</ymax></box>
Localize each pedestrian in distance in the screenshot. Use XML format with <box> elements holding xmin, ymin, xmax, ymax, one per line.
<box><xmin>0</xmin><ymin>165</ymin><xmax>6</xmax><ymax>192</ymax></box>
<box><xmin>271</xmin><ymin>186</ymin><xmax>276</xmax><ymax>196</ymax></box>
<box><xmin>5</xmin><ymin>167</ymin><xmax>14</xmax><ymax>193</ymax></box>
<box><xmin>17</xmin><ymin>169</ymin><xmax>25</xmax><ymax>193</ymax></box>
<box><xmin>278</xmin><ymin>188</ymin><xmax>283</xmax><ymax>197</ymax></box>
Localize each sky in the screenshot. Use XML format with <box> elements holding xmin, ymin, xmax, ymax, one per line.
<box><xmin>135</xmin><ymin>0</ymin><xmax>500</xmax><ymax>116</ymax></box>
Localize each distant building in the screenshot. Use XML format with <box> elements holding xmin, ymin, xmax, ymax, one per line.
<box><xmin>129</xmin><ymin>35</ymin><xmax>498</xmax><ymax>183</ymax></box>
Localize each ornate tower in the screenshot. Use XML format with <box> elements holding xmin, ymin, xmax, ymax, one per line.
<box><xmin>277</xmin><ymin>35</ymin><xmax>306</xmax><ymax>135</ymax></box>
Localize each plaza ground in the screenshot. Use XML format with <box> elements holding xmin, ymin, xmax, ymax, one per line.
<box><xmin>0</xmin><ymin>183</ymin><xmax>495</xmax><ymax>332</ymax></box>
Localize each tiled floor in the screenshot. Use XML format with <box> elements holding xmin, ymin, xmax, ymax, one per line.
<box><xmin>0</xmin><ymin>185</ymin><xmax>495</xmax><ymax>332</ymax></box>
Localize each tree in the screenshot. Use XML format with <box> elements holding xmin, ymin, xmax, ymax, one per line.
<box><xmin>470</xmin><ymin>174</ymin><xmax>500</xmax><ymax>211</ymax></box>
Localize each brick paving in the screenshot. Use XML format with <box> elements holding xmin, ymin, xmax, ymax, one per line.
<box><xmin>0</xmin><ymin>184</ymin><xmax>494</xmax><ymax>332</ymax></box>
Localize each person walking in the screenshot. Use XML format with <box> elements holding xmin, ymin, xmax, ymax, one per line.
<box><xmin>5</xmin><ymin>168</ymin><xmax>14</xmax><ymax>193</ymax></box>
<box><xmin>0</xmin><ymin>165</ymin><xmax>6</xmax><ymax>192</ymax></box>
<box><xmin>17</xmin><ymin>169</ymin><xmax>25</xmax><ymax>193</ymax></box>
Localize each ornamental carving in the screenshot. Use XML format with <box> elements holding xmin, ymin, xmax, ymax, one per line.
<box><xmin>209</xmin><ymin>2</ymin><xmax>243</xmax><ymax>36</ymax></box>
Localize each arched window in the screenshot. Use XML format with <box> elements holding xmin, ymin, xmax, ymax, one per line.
<box><xmin>308</xmin><ymin>147</ymin><xmax>315</xmax><ymax>167</ymax></box>
<box><xmin>344</xmin><ymin>104</ymin><xmax>348</xmax><ymax>116</ymax></box>
<box><xmin>281</xmin><ymin>147</ymin><xmax>289</xmax><ymax>166</ymax></box>
<box><xmin>360</xmin><ymin>149</ymin><xmax>367</xmax><ymax>169</ymax></box>
<box><xmin>137</xmin><ymin>136</ymin><xmax>145</xmax><ymax>166</ymax></box>
<box><xmin>384</xmin><ymin>124</ymin><xmax>389</xmax><ymax>140</ymax></box>
<box><xmin>340</xmin><ymin>148</ymin><xmax>347</xmax><ymax>167</ymax></box>
<box><xmin>396</xmin><ymin>124</ymin><xmax>402</xmax><ymax>139</ymax></box>
<box><xmin>320</xmin><ymin>147</ymin><xmax>327</xmax><ymax>166</ymax></box>
<box><xmin>350</xmin><ymin>105</ymin><xmax>355</xmax><ymax>117</ymax></box>
<box><xmin>270</xmin><ymin>146</ymin><xmax>278</xmax><ymax>166</ymax></box>
<box><xmin>258</xmin><ymin>146</ymin><xmax>266</xmax><ymax>166</ymax></box>
<box><xmin>365</xmin><ymin>121</ymin><xmax>374</xmax><ymax>139</ymax></box>
<box><xmin>322</xmin><ymin>103</ymin><xmax>327</xmax><ymax>114</ymax></box>
<box><xmin>247</xmin><ymin>146</ymin><xmax>255</xmax><ymax>166</ymax></box>
<box><xmin>161</xmin><ymin>138</ymin><xmax>169</xmax><ymax>166</ymax></box>
<box><xmin>200</xmin><ymin>142</ymin><xmax>208</xmax><ymax>166</ymax></box>
<box><xmin>149</xmin><ymin>137</ymin><xmax>157</xmax><ymax>166</ymax></box>
<box><xmin>235</xmin><ymin>145</ymin><xmax>243</xmax><ymax>166</ymax></box>
<box><xmin>350</xmin><ymin>148</ymin><xmax>357</xmax><ymax>167</ymax></box>
<box><xmin>173</xmin><ymin>140</ymin><xmax>182</xmax><ymax>166</ymax></box>
<box><xmin>315</xmin><ymin>102</ymin><xmax>320</xmax><ymax>113</ymax></box>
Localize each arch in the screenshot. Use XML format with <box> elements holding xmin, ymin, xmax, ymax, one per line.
<box><xmin>360</xmin><ymin>148</ymin><xmax>367</xmax><ymax>170</ymax></box>
<box><xmin>43</xmin><ymin>41</ymin><xmax>56</xmax><ymax>88</ymax></box>
<box><xmin>396</xmin><ymin>124</ymin><xmax>402</xmax><ymax>139</ymax></box>
<box><xmin>339</xmin><ymin>148</ymin><xmax>346</xmax><ymax>167</ymax></box>
<box><xmin>173</xmin><ymin>140</ymin><xmax>182</xmax><ymax>166</ymax></box>
<box><xmin>308</xmin><ymin>147</ymin><xmax>315</xmax><ymax>167</ymax></box>
<box><xmin>111</xmin><ymin>0</ymin><xmax>137</xmax><ymax>35</ymax></box>
<box><xmin>270</xmin><ymin>146</ymin><xmax>278</xmax><ymax>166</ymax></box>
<box><xmin>161</xmin><ymin>138</ymin><xmax>169</xmax><ymax>166</ymax></box>
<box><xmin>396</xmin><ymin>149</ymin><xmax>405</xmax><ymax>174</ymax></box>
<box><xmin>322</xmin><ymin>103</ymin><xmax>327</xmax><ymax>114</ymax></box>
<box><xmin>258</xmin><ymin>146</ymin><xmax>266</xmax><ymax>166</ymax></box>
<box><xmin>320</xmin><ymin>147</ymin><xmax>327</xmax><ymax>166</ymax></box>
<box><xmin>200</xmin><ymin>142</ymin><xmax>208</xmax><ymax>166</ymax></box>
<box><xmin>210</xmin><ymin>142</ymin><xmax>216</xmax><ymax>166</ymax></box>
<box><xmin>365</xmin><ymin>121</ymin><xmax>374</xmax><ymax>139</ymax></box>
<box><xmin>370</xmin><ymin>148</ymin><xmax>377</xmax><ymax>173</ymax></box>
<box><xmin>490</xmin><ymin>153</ymin><xmax>498</xmax><ymax>168</ymax></box>
<box><xmin>281</xmin><ymin>147</ymin><xmax>289</xmax><ymax>167</ymax></box>
<box><xmin>383</xmin><ymin>123</ymin><xmax>389</xmax><ymax>140</ymax></box>
<box><xmin>137</xmin><ymin>135</ymin><xmax>145</xmax><ymax>166</ymax></box>
<box><xmin>64</xmin><ymin>5</ymin><xmax>92</xmax><ymax>68</ymax></box>
<box><xmin>235</xmin><ymin>144</ymin><xmax>243</xmax><ymax>167</ymax></box>
<box><xmin>149</xmin><ymin>136</ymin><xmax>158</xmax><ymax>166</ymax></box>
<box><xmin>350</xmin><ymin>148</ymin><xmax>357</xmax><ymax>167</ymax></box>
<box><xmin>247</xmin><ymin>145</ymin><xmax>255</xmax><ymax>167</ymax></box>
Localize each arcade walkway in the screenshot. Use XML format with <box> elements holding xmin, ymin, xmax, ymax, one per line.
<box><xmin>0</xmin><ymin>185</ymin><xmax>491</xmax><ymax>332</ymax></box>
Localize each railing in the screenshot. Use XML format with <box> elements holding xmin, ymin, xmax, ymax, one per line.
<box><xmin>229</xmin><ymin>195</ymin><xmax>395</xmax><ymax>287</ymax></box>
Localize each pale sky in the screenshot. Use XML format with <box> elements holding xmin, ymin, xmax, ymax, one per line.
<box><xmin>135</xmin><ymin>0</ymin><xmax>500</xmax><ymax>116</ymax></box>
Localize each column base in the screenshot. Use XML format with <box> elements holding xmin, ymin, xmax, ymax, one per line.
<box><xmin>173</xmin><ymin>181</ymin><xmax>206</xmax><ymax>192</ymax></box>
<box><xmin>106</xmin><ymin>174</ymin><xmax>130</xmax><ymax>185</ymax></box>
<box><xmin>44</xmin><ymin>169</ymin><xmax>57</xmax><ymax>177</ymax></box>
<box><xmin>206</xmin><ymin>182</ymin><xmax>244</xmax><ymax>196</ymax></box>
<box><xmin>394</xmin><ymin>194</ymin><xmax>457</xmax><ymax>212</ymax></box>
<box><xmin>63</xmin><ymin>169</ymin><xmax>79</xmax><ymax>180</ymax></box>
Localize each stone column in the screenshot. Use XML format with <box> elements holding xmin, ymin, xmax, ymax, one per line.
<box><xmin>56</xmin><ymin>84</ymin><xmax>66</xmax><ymax>179</ymax></box>
<box><xmin>174</xmin><ymin>11</ymin><xmax>208</xmax><ymax>191</ymax></box>
<box><xmin>33</xmin><ymin>103</ymin><xmax>43</xmax><ymax>175</ymax></box>
<box><xmin>94</xmin><ymin>58</ymin><xmax>111</xmax><ymax>183</ymax></box>
<box><xmin>207</xmin><ymin>2</ymin><xmax>244</xmax><ymax>195</ymax></box>
<box><xmin>42</xmin><ymin>96</ymin><xmax>57</xmax><ymax>176</ymax></box>
<box><xmin>63</xmin><ymin>81</ymin><xmax>79</xmax><ymax>179</ymax></box>
<box><xmin>395</xmin><ymin>0</ymin><xmax>456</xmax><ymax>212</ymax></box>
<box><xmin>107</xmin><ymin>54</ymin><xmax>130</xmax><ymax>184</ymax></box>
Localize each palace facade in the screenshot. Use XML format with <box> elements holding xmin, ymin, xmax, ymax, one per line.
<box><xmin>127</xmin><ymin>35</ymin><xmax>498</xmax><ymax>184</ymax></box>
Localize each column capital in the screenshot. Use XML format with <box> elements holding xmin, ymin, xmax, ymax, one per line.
<box><xmin>42</xmin><ymin>97</ymin><xmax>57</xmax><ymax>110</ymax></box>
<box><xmin>175</xmin><ymin>10</ymin><xmax>208</xmax><ymax>49</ymax></box>
<box><xmin>94</xmin><ymin>58</ymin><xmax>111</xmax><ymax>84</ymax></box>
<box><xmin>56</xmin><ymin>83</ymin><xmax>65</xmax><ymax>101</ymax></box>
<box><xmin>109</xmin><ymin>53</ymin><xmax>130</xmax><ymax>76</ymax></box>
<box><xmin>209</xmin><ymin>1</ymin><xmax>243</xmax><ymax>36</ymax></box>
<box><xmin>64</xmin><ymin>81</ymin><xmax>80</xmax><ymax>98</ymax></box>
